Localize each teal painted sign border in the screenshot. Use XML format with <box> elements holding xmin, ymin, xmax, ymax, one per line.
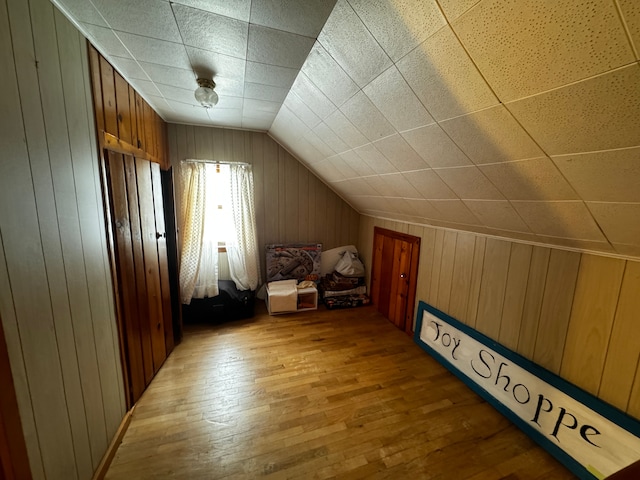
<box><xmin>414</xmin><ymin>301</ymin><xmax>640</xmax><ymax>480</ymax></box>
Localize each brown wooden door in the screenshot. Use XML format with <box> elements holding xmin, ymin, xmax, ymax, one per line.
<box><xmin>0</xmin><ymin>314</ymin><xmax>31</xmax><ymax>480</ymax></box>
<box><xmin>370</xmin><ymin>227</ymin><xmax>420</xmax><ymax>334</ymax></box>
<box><xmin>104</xmin><ymin>151</ymin><xmax>170</xmax><ymax>407</ymax></box>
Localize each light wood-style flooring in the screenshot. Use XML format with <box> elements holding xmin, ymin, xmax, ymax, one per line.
<box><xmin>106</xmin><ymin>304</ymin><xmax>575</xmax><ymax>479</ymax></box>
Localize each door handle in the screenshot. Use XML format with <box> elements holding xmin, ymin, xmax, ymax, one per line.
<box><xmin>400</xmin><ymin>273</ymin><xmax>406</xmax><ymax>278</ymax></box>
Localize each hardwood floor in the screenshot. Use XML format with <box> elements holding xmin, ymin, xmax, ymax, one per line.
<box><xmin>105</xmin><ymin>303</ymin><xmax>575</xmax><ymax>479</ymax></box>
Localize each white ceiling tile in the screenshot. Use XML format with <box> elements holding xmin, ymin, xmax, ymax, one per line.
<box><xmin>401</xmin><ymin>124</ymin><xmax>472</xmax><ymax>168</ymax></box>
<box><xmin>283</xmin><ymin>94</ymin><xmax>321</xmax><ymax>129</ymax></box>
<box><xmin>110</xmin><ymin>57</ymin><xmax>148</xmax><ymax>80</ymax></box>
<box><xmin>380</xmin><ymin>173</ymin><xmax>423</xmax><ymax>199</ymax></box>
<box><xmin>117</xmin><ymin>32</ymin><xmax>191</xmax><ymax>69</ymax></box>
<box><xmin>404</xmin><ymin>198</ymin><xmax>442</xmax><ymax>219</ymax></box>
<box><xmin>403</xmin><ymin>169</ymin><xmax>457</xmax><ymax>200</ymax></box>
<box><xmin>324</xmin><ymin>109</ymin><xmax>368</xmax><ymax>149</ymax></box>
<box><xmin>215</xmin><ymin>95</ymin><xmax>244</xmax><ymax>110</ymax></box>
<box><xmin>93</xmin><ymin>0</ymin><xmax>181</xmax><ymax>42</ymax></box>
<box><xmin>156</xmin><ymin>84</ymin><xmax>198</xmax><ymax>105</ymax></box>
<box><xmin>140</xmin><ymin>62</ymin><xmax>196</xmax><ymax>89</ymax></box>
<box><xmin>438</xmin><ymin>0</ymin><xmax>481</xmax><ymax>22</ymax></box>
<box><xmin>185</xmin><ymin>47</ymin><xmax>247</xmax><ymax>81</ymax></box>
<box><xmin>304</xmin><ymin>130</ymin><xmax>336</xmax><ymax>158</ymax></box>
<box><xmin>81</xmin><ymin>24</ymin><xmax>131</xmax><ymax>58</ymax></box>
<box><xmin>354</xmin><ymin>143</ymin><xmax>397</xmax><ymax>174</ymax></box>
<box><xmin>349</xmin><ymin>0</ymin><xmax>445</xmax><ymax>61</ymax></box>
<box><xmin>363</xmin><ymin>176</ymin><xmax>393</xmax><ymax>196</ymax></box>
<box><xmin>241</xmin><ymin>117</ymin><xmax>272</xmax><ymax>131</ymax></box>
<box><xmin>463</xmin><ymin>200</ymin><xmax>531</xmax><ymax>232</ymax></box>
<box><xmin>245</xmin><ymin>62</ymin><xmax>299</xmax><ymax>88</ymax></box>
<box><xmin>164</xmin><ymin>99</ymin><xmax>213</xmax><ymax>123</ymax></box>
<box><xmin>479</xmin><ymin>157</ymin><xmax>578</xmax><ymax>201</ymax></box>
<box><xmin>552</xmin><ymin>147</ymin><xmax>640</xmax><ymax>203</ymax></box>
<box><xmin>440</xmin><ymin>105</ymin><xmax>544</xmax><ymax>164</ymax></box>
<box><xmin>618</xmin><ymin>0</ymin><xmax>640</xmax><ymax>59</ymax></box>
<box><xmin>244</xmin><ymin>83</ymin><xmax>289</xmax><ymax>103</ymax></box>
<box><xmin>332</xmin><ymin>154</ymin><xmax>360</xmax><ymax>178</ymax></box>
<box><xmin>588</xmin><ymin>202</ymin><xmax>640</xmax><ymax>246</ymax></box>
<box><xmin>129</xmin><ymin>78</ymin><xmax>163</xmax><ymax>97</ymax></box>
<box><xmin>243</xmin><ymin>98</ymin><xmax>281</xmax><ymax>114</ymax></box>
<box><xmin>290</xmin><ymin>73</ymin><xmax>337</xmax><ymax>120</ymax></box>
<box><xmin>241</xmin><ymin>108</ymin><xmax>276</xmax><ymax>122</ymax></box>
<box><xmin>317</xmin><ymin>0</ymin><xmax>392</xmax><ymax>87</ymax></box>
<box><xmin>364</xmin><ymin>66</ymin><xmax>435</xmax><ymax>133</ymax></box>
<box><xmin>55</xmin><ymin>0</ymin><xmax>107</xmax><ymax>26</ymax></box>
<box><xmin>249</xmin><ymin>0</ymin><xmax>337</xmax><ymax>37</ymax></box>
<box><xmin>507</xmin><ymin>64</ymin><xmax>640</xmax><ymax>155</ymax></box>
<box><xmin>313</xmin><ymin>122</ymin><xmax>350</xmax><ymax>154</ymax></box>
<box><xmin>208</xmin><ymin>108</ymin><xmax>244</xmax><ymax>125</ymax></box>
<box><xmin>300</xmin><ymin>42</ymin><xmax>359</xmax><ymax>106</ymax></box>
<box><xmin>429</xmin><ymin>199</ymin><xmax>481</xmax><ymax>225</ymax></box>
<box><xmin>173</xmin><ymin>4</ymin><xmax>248</xmax><ymax>59</ymax></box>
<box><xmin>336</xmin><ymin>149</ymin><xmax>375</xmax><ymax>176</ymax></box>
<box><xmin>396</xmin><ymin>25</ymin><xmax>498</xmax><ymax>121</ymax></box>
<box><xmin>373</xmin><ymin>134</ymin><xmax>428</xmax><ymax>172</ymax></box>
<box><xmin>452</xmin><ymin>0</ymin><xmax>634</xmax><ymax>101</ymax></box>
<box><xmin>435</xmin><ymin>165</ymin><xmax>504</xmax><ymax>200</ymax></box>
<box><xmin>314</xmin><ymin>159</ymin><xmax>346</xmax><ymax>182</ymax></box>
<box><xmin>512</xmin><ymin>201</ymin><xmax>607</xmax><ymax>241</ymax></box>
<box><xmin>212</xmin><ymin>77</ymin><xmax>246</xmax><ymax>99</ymax></box>
<box><xmin>171</xmin><ymin>0</ymin><xmax>251</xmax><ymax>22</ymax></box>
<box><xmin>340</xmin><ymin>91</ymin><xmax>395</xmax><ymax>142</ymax></box>
<box><xmin>247</xmin><ymin>25</ymin><xmax>315</xmax><ymax>69</ymax></box>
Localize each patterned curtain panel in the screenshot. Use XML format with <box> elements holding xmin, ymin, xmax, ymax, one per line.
<box><xmin>178</xmin><ymin>162</ymin><xmax>220</xmax><ymax>303</ymax></box>
<box><xmin>226</xmin><ymin>164</ymin><xmax>261</xmax><ymax>291</ymax></box>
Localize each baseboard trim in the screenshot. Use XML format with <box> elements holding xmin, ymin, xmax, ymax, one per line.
<box><xmin>92</xmin><ymin>405</ymin><xmax>135</xmax><ymax>480</ymax></box>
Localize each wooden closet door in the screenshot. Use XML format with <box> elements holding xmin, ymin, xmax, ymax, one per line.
<box><xmin>371</xmin><ymin>227</ymin><xmax>421</xmax><ymax>334</ymax></box>
<box><xmin>135</xmin><ymin>159</ymin><xmax>167</xmax><ymax>373</ymax></box>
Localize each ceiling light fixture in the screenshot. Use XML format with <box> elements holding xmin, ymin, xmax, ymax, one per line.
<box><xmin>194</xmin><ymin>78</ymin><xmax>218</xmax><ymax>108</ymax></box>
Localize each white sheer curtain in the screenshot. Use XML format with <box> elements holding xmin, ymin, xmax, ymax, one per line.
<box><xmin>178</xmin><ymin>162</ymin><xmax>219</xmax><ymax>304</ymax></box>
<box><xmin>226</xmin><ymin>164</ymin><xmax>261</xmax><ymax>291</ymax></box>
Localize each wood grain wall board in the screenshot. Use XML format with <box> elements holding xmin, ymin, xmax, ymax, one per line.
<box><xmin>114</xmin><ymin>72</ymin><xmax>131</xmax><ymax>144</ymax></box>
<box><xmin>151</xmin><ymin>163</ymin><xmax>175</xmax><ymax>353</ymax></box>
<box><xmin>415</xmin><ymin>226</ymin><xmax>436</xmax><ymax>311</ymax></box>
<box><xmin>307</xmin><ymin>169</ymin><xmax>319</xmax><ymax>243</ymax></box>
<box><xmin>135</xmin><ymin>93</ymin><xmax>145</xmax><ymax>152</ymax></box>
<box><xmin>88</xmin><ymin>45</ymin><xmax>105</xmax><ymax>136</ymax></box>
<box><xmin>499</xmin><ymin>243</ymin><xmax>533</xmax><ymax>351</ymax></box>
<box><xmin>251</xmin><ymin>133</ymin><xmax>266</xmax><ymax>255</ymax></box>
<box><xmin>135</xmin><ymin>158</ymin><xmax>167</xmax><ymax>373</ymax></box>
<box><xmin>33</xmin><ymin>2</ymin><xmax>113</xmax><ymax>473</ymax></box>
<box><xmin>517</xmin><ymin>246</ymin><xmax>551</xmax><ymax>360</ymax></box>
<box><xmin>475</xmin><ymin>239</ymin><xmax>511</xmax><ymax>340</ymax></box>
<box><xmin>1</xmin><ymin>2</ymin><xmax>77</xmax><ymax>477</ymax></box>
<box><xmin>277</xmin><ymin>147</ymin><xmax>287</xmax><ymax>241</ymax></box>
<box><xmin>298</xmin><ymin>167</ymin><xmax>310</xmax><ymax>243</ymax></box>
<box><xmin>448</xmin><ymin>232</ymin><xmax>475</xmax><ymax>322</ymax></box>
<box><xmin>326</xmin><ymin>188</ymin><xmax>338</xmax><ymax>249</ymax></box>
<box><xmin>143</xmin><ymin>103</ymin><xmax>156</xmax><ymax>161</ymax></box>
<box><xmin>58</xmin><ymin>12</ymin><xmax>126</xmax><ymax>461</ymax></box>
<box><xmin>285</xmin><ymin>156</ymin><xmax>299</xmax><ymax>243</ymax></box>
<box><xmin>262</xmin><ymin>138</ymin><xmax>279</xmax><ymax>246</ymax></box>
<box><xmin>436</xmin><ymin>231</ymin><xmax>457</xmax><ymax>312</ymax></box>
<box><xmin>629</xmin><ymin>350</ymin><xmax>640</xmax><ymax>418</ymax></box>
<box><xmin>100</xmin><ymin>56</ymin><xmax>118</xmax><ymax>137</ymax></box>
<box><xmin>533</xmin><ymin>249</ymin><xmax>581</xmax><ymax>374</ymax></box>
<box><xmin>429</xmin><ymin>229</ymin><xmax>445</xmax><ymax>306</ymax></box>
<box><xmin>465</xmin><ymin>236</ymin><xmax>487</xmax><ymax>329</ymax></box>
<box><xmin>560</xmin><ymin>255</ymin><xmax>626</xmax><ymax>395</ymax></box>
<box><xmin>108</xmin><ymin>153</ymin><xmax>147</xmax><ymax>403</ymax></box>
<box><xmin>599</xmin><ymin>261</ymin><xmax>640</xmax><ymax>411</ymax></box>
<box><xmin>128</xmin><ymin>85</ymin><xmax>138</xmax><ymax>150</ymax></box>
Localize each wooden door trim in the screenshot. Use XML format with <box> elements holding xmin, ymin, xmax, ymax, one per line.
<box><xmin>0</xmin><ymin>314</ymin><xmax>32</xmax><ymax>479</ymax></box>
<box><xmin>371</xmin><ymin>227</ymin><xmax>421</xmax><ymax>335</ymax></box>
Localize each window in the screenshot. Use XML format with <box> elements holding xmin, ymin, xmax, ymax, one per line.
<box><xmin>203</xmin><ymin>163</ymin><xmax>232</xmax><ymax>250</ymax></box>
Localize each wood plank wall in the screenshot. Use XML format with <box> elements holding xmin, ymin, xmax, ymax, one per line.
<box><xmin>88</xmin><ymin>45</ymin><xmax>168</xmax><ymax>169</ymax></box>
<box><xmin>0</xmin><ymin>1</ymin><xmax>125</xmax><ymax>478</ymax></box>
<box><xmin>168</xmin><ymin>124</ymin><xmax>360</xmax><ymax>277</ymax></box>
<box><xmin>359</xmin><ymin>216</ymin><xmax>640</xmax><ymax>421</ymax></box>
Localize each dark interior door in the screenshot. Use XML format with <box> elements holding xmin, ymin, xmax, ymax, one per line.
<box><xmin>370</xmin><ymin>227</ymin><xmax>420</xmax><ymax>334</ymax></box>
<box><xmin>104</xmin><ymin>151</ymin><xmax>171</xmax><ymax>406</ymax></box>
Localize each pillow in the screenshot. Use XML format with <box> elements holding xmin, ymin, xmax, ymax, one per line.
<box><xmin>320</xmin><ymin>245</ymin><xmax>358</xmax><ymax>276</ymax></box>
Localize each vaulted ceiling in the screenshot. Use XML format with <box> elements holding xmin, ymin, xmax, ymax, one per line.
<box><xmin>54</xmin><ymin>0</ymin><xmax>640</xmax><ymax>258</ymax></box>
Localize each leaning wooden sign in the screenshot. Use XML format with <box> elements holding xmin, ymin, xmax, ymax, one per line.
<box><xmin>415</xmin><ymin>302</ymin><xmax>640</xmax><ymax>480</ymax></box>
